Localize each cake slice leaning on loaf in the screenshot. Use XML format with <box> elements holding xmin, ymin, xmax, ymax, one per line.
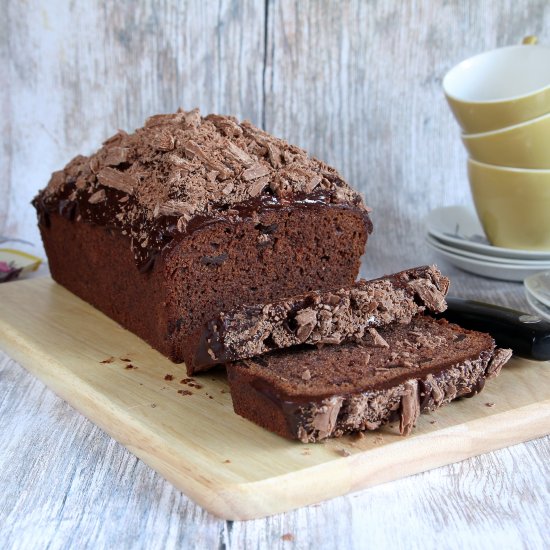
<box><xmin>32</xmin><ymin>109</ymin><xmax>372</xmax><ymax>364</ymax></box>
<box><xmin>226</xmin><ymin>316</ymin><xmax>512</xmax><ymax>442</ymax></box>
<box><xmin>185</xmin><ymin>265</ymin><xmax>449</xmax><ymax>373</ymax></box>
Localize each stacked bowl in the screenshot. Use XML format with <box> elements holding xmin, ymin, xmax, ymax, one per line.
<box><xmin>443</xmin><ymin>40</ymin><xmax>550</xmax><ymax>252</ymax></box>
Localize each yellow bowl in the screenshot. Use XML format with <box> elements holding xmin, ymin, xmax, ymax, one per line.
<box><xmin>462</xmin><ymin>112</ymin><xmax>550</xmax><ymax>169</ymax></box>
<box><xmin>468</xmin><ymin>158</ymin><xmax>550</xmax><ymax>251</ymax></box>
<box><xmin>444</xmin><ymin>45</ymin><xmax>550</xmax><ymax>134</ymax></box>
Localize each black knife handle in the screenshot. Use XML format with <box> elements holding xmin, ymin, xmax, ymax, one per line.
<box><xmin>440</xmin><ymin>297</ymin><xmax>550</xmax><ymax>361</ymax></box>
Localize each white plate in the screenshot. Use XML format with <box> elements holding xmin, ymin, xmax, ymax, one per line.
<box><xmin>524</xmin><ymin>271</ymin><xmax>550</xmax><ymax>308</ymax></box>
<box><xmin>525</xmin><ymin>289</ymin><xmax>550</xmax><ymax>321</ymax></box>
<box><xmin>425</xmin><ymin>206</ymin><xmax>550</xmax><ymax>261</ymax></box>
<box><xmin>426</xmin><ymin>234</ymin><xmax>550</xmax><ymax>268</ymax></box>
<box><xmin>425</xmin><ymin>238</ymin><xmax>549</xmax><ymax>282</ymax></box>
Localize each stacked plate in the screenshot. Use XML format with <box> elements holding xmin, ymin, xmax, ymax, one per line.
<box><xmin>425</xmin><ymin>206</ymin><xmax>550</xmax><ymax>282</ymax></box>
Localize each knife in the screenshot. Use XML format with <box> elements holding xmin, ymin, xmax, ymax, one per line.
<box><xmin>439</xmin><ymin>297</ymin><xmax>550</xmax><ymax>361</ymax></box>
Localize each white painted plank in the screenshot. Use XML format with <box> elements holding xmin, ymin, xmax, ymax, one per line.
<box><xmin>264</xmin><ymin>0</ymin><xmax>550</xmax><ymax>273</ymax></box>
<box><xmin>2</xmin><ymin>0</ymin><xmax>265</xmax><ymax>246</ymax></box>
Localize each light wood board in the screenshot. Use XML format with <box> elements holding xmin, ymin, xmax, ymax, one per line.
<box><xmin>0</xmin><ymin>277</ymin><xmax>548</xmax><ymax>520</ymax></box>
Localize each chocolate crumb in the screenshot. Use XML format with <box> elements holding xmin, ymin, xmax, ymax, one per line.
<box><xmin>281</xmin><ymin>534</ymin><xmax>294</xmax><ymax>542</ymax></box>
<box><xmin>124</xmin><ymin>364</ymin><xmax>137</xmax><ymax>369</ymax></box>
<box><xmin>164</xmin><ymin>374</ymin><xmax>174</xmax><ymax>381</ymax></box>
<box><xmin>100</xmin><ymin>357</ymin><xmax>115</xmax><ymax>364</ymax></box>
<box><xmin>151</xmin><ymin>403</ymin><xmax>157</xmax><ymax>408</ymax></box>
<box><xmin>485</xmin><ymin>402</ymin><xmax>495</xmax><ymax>408</ymax></box>
<box><xmin>120</xmin><ymin>357</ymin><xmax>132</xmax><ymax>362</ymax></box>
<box><xmin>177</xmin><ymin>390</ymin><xmax>193</xmax><ymax>396</ymax></box>
<box><xmin>223</xmin><ymin>459</ymin><xmax>231</xmax><ymax>464</ymax></box>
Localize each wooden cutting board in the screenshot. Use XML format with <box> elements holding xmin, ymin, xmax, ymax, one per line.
<box><xmin>0</xmin><ymin>277</ymin><xmax>548</xmax><ymax>520</ymax></box>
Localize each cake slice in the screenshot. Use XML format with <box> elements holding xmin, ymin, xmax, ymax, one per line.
<box><xmin>185</xmin><ymin>265</ymin><xmax>450</xmax><ymax>372</ymax></box>
<box><xmin>226</xmin><ymin>316</ymin><xmax>512</xmax><ymax>442</ymax></box>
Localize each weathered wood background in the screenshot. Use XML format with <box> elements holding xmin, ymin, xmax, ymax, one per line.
<box><xmin>1</xmin><ymin>1</ymin><xmax>549</xmax><ymax>548</ymax></box>
<box><xmin>2</xmin><ymin>0</ymin><xmax>549</xmax><ymax>272</ymax></box>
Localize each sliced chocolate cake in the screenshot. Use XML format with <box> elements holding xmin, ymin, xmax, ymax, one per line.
<box><xmin>185</xmin><ymin>265</ymin><xmax>449</xmax><ymax>372</ymax></box>
<box><xmin>226</xmin><ymin>316</ymin><xmax>512</xmax><ymax>442</ymax></box>
<box><xmin>33</xmin><ymin>109</ymin><xmax>372</xmax><ymax>365</ymax></box>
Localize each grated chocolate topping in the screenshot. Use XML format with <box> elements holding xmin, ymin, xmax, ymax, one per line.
<box><xmin>33</xmin><ymin>108</ymin><xmax>370</xmax><ymax>270</ymax></box>
<box><xmin>190</xmin><ymin>265</ymin><xmax>449</xmax><ymax>371</ymax></box>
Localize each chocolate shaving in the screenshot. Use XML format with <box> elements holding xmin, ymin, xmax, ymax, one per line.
<box><xmin>305</xmin><ymin>174</ymin><xmax>322</xmax><ymax>193</ymax></box>
<box><xmin>407</xmin><ymin>279</ymin><xmax>447</xmax><ymax>312</ymax></box>
<box><xmin>368</xmin><ymin>327</ymin><xmax>390</xmax><ymax>348</ymax></box>
<box><xmin>44</xmin><ymin>171</ymin><xmax>66</xmax><ymax>197</ymax></box>
<box><xmin>97</xmin><ymin>167</ymin><xmax>136</xmax><ymax>194</ymax></box>
<box><xmin>249</xmin><ymin>176</ymin><xmax>270</xmax><ymax>197</ymax></box>
<box><xmin>242</xmin><ymin>163</ymin><xmax>270</xmax><ymax>181</ymax></box>
<box><xmin>224</xmin><ymin>141</ymin><xmax>254</xmax><ymax>166</ymax></box>
<box><xmin>88</xmin><ymin>189</ymin><xmax>106</xmax><ymax>204</ymax></box>
<box><xmin>145</xmin><ymin>114</ymin><xmax>173</xmax><ymax>127</ymax></box>
<box><xmin>184</xmin><ymin>108</ymin><xmax>201</xmax><ymax>128</ymax></box>
<box><xmin>184</xmin><ymin>140</ymin><xmax>232</xmax><ymax>179</ymax></box>
<box><xmin>105</xmin><ymin>146</ymin><xmax>129</xmax><ymax>166</ymax></box>
<box><xmin>157</xmin><ymin>200</ymin><xmax>194</xmax><ymax>218</ymax></box>
<box><xmin>485</xmin><ymin>348</ymin><xmax>512</xmax><ymax>378</ymax></box>
<box><xmin>399</xmin><ymin>380</ymin><xmax>420</xmax><ymax>435</ymax></box>
<box><xmin>206</xmin><ymin>114</ymin><xmax>243</xmax><ymax>137</ymax></box>
<box><xmin>265</xmin><ymin>142</ymin><xmax>282</xmax><ymax>168</ymax></box>
<box><xmin>295</xmin><ymin>308</ymin><xmax>317</xmax><ymax>342</ymax></box>
<box><xmin>152</xmin><ymin>130</ymin><xmax>175</xmax><ymax>151</ymax></box>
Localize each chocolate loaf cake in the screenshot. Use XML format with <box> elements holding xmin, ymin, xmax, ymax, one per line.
<box><xmin>33</xmin><ymin>109</ymin><xmax>372</xmax><ymax>365</ymax></box>
<box><xmin>186</xmin><ymin>265</ymin><xmax>449</xmax><ymax>372</ymax></box>
<box><xmin>226</xmin><ymin>317</ymin><xmax>512</xmax><ymax>442</ymax></box>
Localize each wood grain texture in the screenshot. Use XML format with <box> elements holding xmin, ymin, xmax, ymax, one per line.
<box><xmin>1</xmin><ymin>279</ymin><xmax>546</xmax><ymax>545</ymax></box>
<box><xmin>1</xmin><ymin>0</ymin><xmax>265</xmax><ymax>242</ymax></box>
<box><xmin>1</xmin><ymin>277</ymin><xmax>549</xmax><ymax>522</ymax></box>
<box><xmin>1</xmin><ymin>348</ymin><xmax>549</xmax><ymax>549</ymax></box>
